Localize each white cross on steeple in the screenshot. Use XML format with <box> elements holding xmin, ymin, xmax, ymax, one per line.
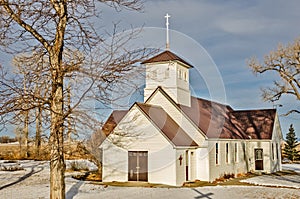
<box><xmin>165</xmin><ymin>13</ymin><xmax>171</xmax><ymax>50</ymax></box>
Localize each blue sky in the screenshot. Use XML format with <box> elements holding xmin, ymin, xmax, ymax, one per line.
<box><xmin>1</xmin><ymin>0</ymin><xmax>299</xmax><ymax>138</ymax></box>
<box><xmin>97</xmin><ymin>0</ymin><xmax>300</xmax><ymax>137</ymax></box>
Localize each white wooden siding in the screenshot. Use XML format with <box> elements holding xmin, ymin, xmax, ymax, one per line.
<box><xmin>144</xmin><ymin>62</ymin><xmax>191</xmax><ymax>106</ymax></box>
<box><xmin>270</xmin><ymin>114</ymin><xmax>282</xmax><ymax>172</ymax></box>
<box><xmin>101</xmin><ymin>105</ymin><xmax>177</xmax><ymax>186</ymax></box>
<box><xmin>195</xmin><ymin>147</ymin><xmax>210</xmax><ymax>181</ymax></box>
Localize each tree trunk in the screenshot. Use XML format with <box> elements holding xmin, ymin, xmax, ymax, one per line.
<box><xmin>24</xmin><ymin>110</ymin><xmax>29</xmax><ymax>158</ymax></box>
<box><xmin>35</xmin><ymin>106</ymin><xmax>42</xmax><ymax>158</ymax></box>
<box><xmin>49</xmin><ymin>79</ymin><xmax>65</xmax><ymax>199</ymax></box>
<box><xmin>49</xmin><ymin>53</ymin><xmax>65</xmax><ymax>199</ymax></box>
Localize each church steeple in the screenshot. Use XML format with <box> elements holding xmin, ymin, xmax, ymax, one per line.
<box><xmin>141</xmin><ymin>14</ymin><xmax>192</xmax><ymax>107</ymax></box>
<box><xmin>165</xmin><ymin>13</ymin><xmax>171</xmax><ymax>50</ymax></box>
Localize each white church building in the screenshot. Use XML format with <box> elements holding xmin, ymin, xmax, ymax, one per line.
<box><xmin>99</xmin><ymin>15</ymin><xmax>282</xmax><ymax>186</ymax></box>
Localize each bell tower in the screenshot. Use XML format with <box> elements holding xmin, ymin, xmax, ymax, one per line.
<box><xmin>141</xmin><ymin>14</ymin><xmax>192</xmax><ymax>107</ymax></box>
<box><xmin>142</xmin><ymin>50</ymin><xmax>192</xmax><ymax>107</ymax></box>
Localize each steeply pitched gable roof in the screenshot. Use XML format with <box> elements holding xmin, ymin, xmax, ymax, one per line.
<box><xmin>137</xmin><ymin>103</ymin><xmax>198</xmax><ymax>147</ymax></box>
<box><xmin>141</xmin><ymin>50</ymin><xmax>194</xmax><ymax>68</ymax></box>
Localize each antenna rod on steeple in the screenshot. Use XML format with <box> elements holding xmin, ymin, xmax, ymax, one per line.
<box><xmin>165</xmin><ymin>13</ymin><xmax>171</xmax><ymax>50</ymax></box>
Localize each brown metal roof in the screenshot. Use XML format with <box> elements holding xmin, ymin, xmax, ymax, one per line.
<box><xmin>141</xmin><ymin>50</ymin><xmax>194</xmax><ymax>68</ymax></box>
<box><xmin>179</xmin><ymin>96</ymin><xmax>250</xmax><ymax>139</ymax></box>
<box><xmin>179</xmin><ymin>96</ymin><xmax>276</xmax><ymax>140</ymax></box>
<box><xmin>231</xmin><ymin>109</ymin><xmax>276</xmax><ymax>139</ymax></box>
<box><xmin>137</xmin><ymin>103</ymin><xmax>198</xmax><ymax>147</ymax></box>
<box><xmin>102</xmin><ymin>110</ymin><xmax>128</xmax><ymax>136</ymax></box>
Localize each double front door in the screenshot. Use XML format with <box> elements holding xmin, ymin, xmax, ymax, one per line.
<box><xmin>128</xmin><ymin>151</ymin><xmax>148</xmax><ymax>181</ymax></box>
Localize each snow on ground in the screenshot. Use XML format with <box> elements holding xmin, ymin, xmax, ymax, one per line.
<box><xmin>282</xmin><ymin>164</ymin><xmax>300</xmax><ymax>174</ymax></box>
<box><xmin>0</xmin><ymin>161</ymin><xmax>299</xmax><ymax>199</ymax></box>
<box><xmin>65</xmin><ymin>159</ymin><xmax>98</xmax><ymax>171</ymax></box>
<box><xmin>241</xmin><ymin>164</ymin><xmax>300</xmax><ymax>189</ymax></box>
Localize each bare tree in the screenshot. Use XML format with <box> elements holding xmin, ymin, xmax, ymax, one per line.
<box><xmin>0</xmin><ymin>1</ymin><xmax>155</xmax><ymax>198</ymax></box>
<box><xmin>248</xmin><ymin>37</ymin><xmax>300</xmax><ymax>115</ymax></box>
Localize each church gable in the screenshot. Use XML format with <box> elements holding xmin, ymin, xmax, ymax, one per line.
<box><xmin>145</xmin><ymin>87</ymin><xmax>207</xmax><ymax>144</ymax></box>
<box><xmin>136</xmin><ymin>103</ymin><xmax>198</xmax><ymax>147</ymax></box>
<box><xmin>102</xmin><ymin>102</ymin><xmax>198</xmax><ymax>148</ymax></box>
<box><xmin>271</xmin><ymin>113</ymin><xmax>283</xmax><ymax>141</ymax></box>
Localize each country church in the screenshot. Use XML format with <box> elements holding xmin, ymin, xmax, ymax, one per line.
<box><xmin>99</xmin><ymin>16</ymin><xmax>283</xmax><ymax>186</ymax></box>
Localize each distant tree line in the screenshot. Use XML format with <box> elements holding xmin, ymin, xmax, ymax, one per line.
<box><xmin>0</xmin><ymin>136</ymin><xmax>17</xmax><ymax>143</ymax></box>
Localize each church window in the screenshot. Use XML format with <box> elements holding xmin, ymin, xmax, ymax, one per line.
<box><xmin>225</xmin><ymin>143</ymin><xmax>229</xmax><ymax>163</ymax></box>
<box><xmin>184</xmin><ymin>71</ymin><xmax>187</xmax><ymax>81</ymax></box>
<box><xmin>178</xmin><ymin>69</ymin><xmax>182</xmax><ymax>79</ymax></box>
<box><xmin>234</xmin><ymin>143</ymin><xmax>238</xmax><ymax>163</ymax></box>
<box><xmin>215</xmin><ymin>143</ymin><xmax>219</xmax><ymax>165</ymax></box>
<box><xmin>276</xmin><ymin>143</ymin><xmax>279</xmax><ymax>160</ymax></box>
<box><xmin>272</xmin><ymin>143</ymin><xmax>275</xmax><ymax>160</ymax></box>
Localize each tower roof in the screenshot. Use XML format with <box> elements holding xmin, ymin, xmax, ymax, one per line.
<box><xmin>141</xmin><ymin>50</ymin><xmax>194</xmax><ymax>68</ymax></box>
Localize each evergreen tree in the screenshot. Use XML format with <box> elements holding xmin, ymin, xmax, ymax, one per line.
<box><xmin>283</xmin><ymin>124</ymin><xmax>300</xmax><ymax>161</ymax></box>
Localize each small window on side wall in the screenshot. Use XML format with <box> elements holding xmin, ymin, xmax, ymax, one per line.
<box><xmin>225</xmin><ymin>143</ymin><xmax>229</xmax><ymax>163</ymax></box>
<box><xmin>215</xmin><ymin>143</ymin><xmax>219</xmax><ymax>165</ymax></box>
<box><xmin>234</xmin><ymin>143</ymin><xmax>238</xmax><ymax>163</ymax></box>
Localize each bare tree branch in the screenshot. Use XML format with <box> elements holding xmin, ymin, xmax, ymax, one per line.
<box><xmin>247</xmin><ymin>37</ymin><xmax>300</xmax><ymax>116</ymax></box>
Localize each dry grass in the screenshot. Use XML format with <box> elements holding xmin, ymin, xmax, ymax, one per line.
<box><xmin>72</xmin><ymin>172</ymin><xmax>258</xmax><ymax>188</ymax></box>
<box><xmin>89</xmin><ymin>181</ymin><xmax>176</xmax><ymax>188</ymax></box>
<box><xmin>0</xmin><ymin>141</ymin><xmax>92</xmax><ymax>161</ymax></box>
<box><xmin>72</xmin><ymin>171</ymin><xmax>102</xmax><ymax>181</ymax></box>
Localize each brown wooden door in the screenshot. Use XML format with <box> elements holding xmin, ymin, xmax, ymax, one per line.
<box><xmin>254</xmin><ymin>148</ymin><xmax>264</xmax><ymax>170</ymax></box>
<box><xmin>128</xmin><ymin>151</ymin><xmax>148</xmax><ymax>181</ymax></box>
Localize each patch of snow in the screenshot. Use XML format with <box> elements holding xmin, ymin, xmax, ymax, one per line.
<box><xmin>282</xmin><ymin>163</ymin><xmax>300</xmax><ymax>174</ymax></box>
<box><xmin>66</xmin><ymin>159</ymin><xmax>98</xmax><ymax>171</ymax></box>
<box><xmin>241</xmin><ymin>175</ymin><xmax>300</xmax><ymax>189</ymax></box>
<box><xmin>0</xmin><ymin>142</ymin><xmax>19</xmax><ymax>145</ymax></box>
<box><xmin>241</xmin><ymin>164</ymin><xmax>300</xmax><ymax>188</ymax></box>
